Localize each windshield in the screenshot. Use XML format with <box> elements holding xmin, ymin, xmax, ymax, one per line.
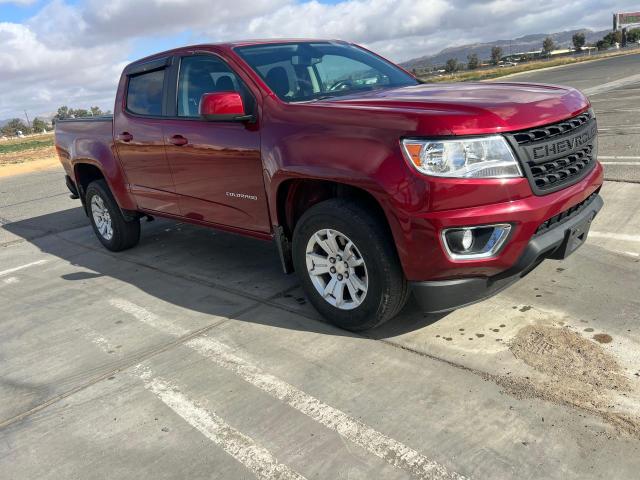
<box><xmin>235</xmin><ymin>42</ymin><xmax>418</xmax><ymax>102</ymax></box>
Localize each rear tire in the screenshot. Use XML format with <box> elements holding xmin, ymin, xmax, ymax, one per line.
<box><xmin>86</xmin><ymin>179</ymin><xmax>140</xmax><ymax>252</ymax></box>
<box><xmin>292</xmin><ymin>199</ymin><xmax>409</xmax><ymax>331</ymax></box>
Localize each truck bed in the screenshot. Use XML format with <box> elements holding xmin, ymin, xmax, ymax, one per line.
<box><xmin>54</xmin><ymin>116</ymin><xmax>114</xmax><ymax>179</ymax></box>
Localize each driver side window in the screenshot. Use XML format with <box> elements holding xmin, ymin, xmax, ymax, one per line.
<box><xmin>177</xmin><ymin>55</ymin><xmax>249</xmax><ymax>117</ymax></box>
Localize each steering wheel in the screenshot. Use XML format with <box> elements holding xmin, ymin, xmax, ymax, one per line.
<box><xmin>328</xmin><ymin>79</ymin><xmax>353</xmax><ymax>91</ymax></box>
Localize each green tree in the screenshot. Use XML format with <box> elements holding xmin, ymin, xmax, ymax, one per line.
<box><xmin>71</xmin><ymin>108</ymin><xmax>90</xmax><ymax>118</ymax></box>
<box><xmin>54</xmin><ymin>106</ymin><xmax>71</xmax><ymax>121</ymax></box>
<box><xmin>32</xmin><ymin>117</ymin><xmax>49</xmax><ymax>132</ymax></box>
<box><xmin>627</xmin><ymin>28</ymin><xmax>640</xmax><ymax>43</ymax></box>
<box><xmin>1</xmin><ymin>118</ymin><xmax>29</xmax><ymax>136</ymax></box>
<box><xmin>467</xmin><ymin>53</ymin><xmax>479</xmax><ymax>70</ymax></box>
<box><xmin>596</xmin><ymin>31</ymin><xmax>624</xmax><ymax>50</ymax></box>
<box><xmin>491</xmin><ymin>46</ymin><xmax>503</xmax><ymax>65</ymax></box>
<box><xmin>445</xmin><ymin>58</ymin><xmax>458</xmax><ymax>73</ymax></box>
<box><xmin>90</xmin><ymin>106</ymin><xmax>103</xmax><ymax>116</ymax></box>
<box><xmin>572</xmin><ymin>32</ymin><xmax>586</xmax><ymax>51</ymax></box>
<box><xmin>542</xmin><ymin>36</ymin><xmax>555</xmax><ymax>54</ymax></box>
<box><xmin>611</xmin><ymin>31</ymin><xmax>623</xmax><ymax>44</ymax></box>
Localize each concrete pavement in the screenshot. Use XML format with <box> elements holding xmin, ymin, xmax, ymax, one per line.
<box><xmin>1</xmin><ymin>57</ymin><xmax>640</xmax><ymax>479</ymax></box>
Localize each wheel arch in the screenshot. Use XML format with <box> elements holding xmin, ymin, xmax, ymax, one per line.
<box><xmin>73</xmin><ymin>161</ymin><xmax>137</xmax><ymax>219</ymax></box>
<box><xmin>276</xmin><ymin>179</ymin><xmax>390</xmax><ymax>237</ymax></box>
<box><xmin>273</xmin><ymin>177</ymin><xmax>405</xmax><ymax>275</ymax></box>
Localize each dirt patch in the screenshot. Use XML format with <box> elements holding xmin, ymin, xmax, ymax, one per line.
<box><xmin>0</xmin><ymin>146</ymin><xmax>56</xmax><ymax>166</ymax></box>
<box><xmin>0</xmin><ymin>150</ymin><xmax>60</xmax><ymax>178</ymax></box>
<box><xmin>510</xmin><ymin>325</ymin><xmax>627</xmax><ymax>393</ymax></box>
<box><xmin>593</xmin><ymin>333</ymin><xmax>613</xmax><ymax>344</ymax></box>
<box><xmin>492</xmin><ymin>374</ymin><xmax>639</xmax><ymax>438</ymax></box>
<box><xmin>494</xmin><ymin>325</ymin><xmax>639</xmax><ymax>437</ymax></box>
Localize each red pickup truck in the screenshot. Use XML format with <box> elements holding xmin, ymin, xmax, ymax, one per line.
<box><xmin>55</xmin><ymin>40</ymin><xmax>603</xmax><ymax>331</ymax></box>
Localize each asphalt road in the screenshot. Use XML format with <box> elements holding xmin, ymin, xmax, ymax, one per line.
<box><xmin>1</xmin><ymin>57</ymin><xmax>640</xmax><ymax>480</ymax></box>
<box><xmin>502</xmin><ymin>52</ymin><xmax>640</xmax><ymax>183</ymax></box>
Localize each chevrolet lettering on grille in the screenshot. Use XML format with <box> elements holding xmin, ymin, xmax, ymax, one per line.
<box><xmin>506</xmin><ymin>111</ymin><xmax>599</xmax><ymax>195</ymax></box>
<box><xmin>527</xmin><ymin>123</ymin><xmax>598</xmax><ymax>162</ymax></box>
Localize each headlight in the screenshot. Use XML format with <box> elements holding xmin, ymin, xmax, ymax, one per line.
<box><xmin>401</xmin><ymin>135</ymin><xmax>522</xmax><ymax>178</ymax></box>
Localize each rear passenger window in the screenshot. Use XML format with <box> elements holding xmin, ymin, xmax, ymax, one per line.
<box><xmin>127</xmin><ymin>69</ymin><xmax>165</xmax><ymax>116</ymax></box>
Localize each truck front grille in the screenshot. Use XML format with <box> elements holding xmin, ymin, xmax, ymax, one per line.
<box><xmin>506</xmin><ymin>111</ymin><xmax>598</xmax><ymax>195</ymax></box>
<box><xmin>534</xmin><ymin>192</ymin><xmax>598</xmax><ymax>236</ymax></box>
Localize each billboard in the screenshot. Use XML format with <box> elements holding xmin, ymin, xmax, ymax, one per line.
<box><xmin>614</xmin><ymin>12</ymin><xmax>640</xmax><ymax>30</ymax></box>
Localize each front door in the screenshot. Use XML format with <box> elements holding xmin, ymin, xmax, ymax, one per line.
<box><xmin>114</xmin><ymin>62</ymin><xmax>180</xmax><ymax>215</ymax></box>
<box><xmin>164</xmin><ymin>54</ymin><xmax>270</xmax><ymax>232</ymax></box>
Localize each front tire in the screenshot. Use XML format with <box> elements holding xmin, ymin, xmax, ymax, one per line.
<box><xmin>86</xmin><ymin>180</ymin><xmax>140</xmax><ymax>252</ymax></box>
<box><xmin>292</xmin><ymin>199</ymin><xmax>409</xmax><ymax>331</ymax></box>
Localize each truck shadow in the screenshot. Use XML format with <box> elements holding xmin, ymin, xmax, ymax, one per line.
<box><xmin>2</xmin><ymin>207</ymin><xmax>448</xmax><ymax>338</ymax></box>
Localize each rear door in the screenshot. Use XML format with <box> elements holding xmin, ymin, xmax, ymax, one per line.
<box><xmin>113</xmin><ymin>57</ymin><xmax>180</xmax><ymax>215</ymax></box>
<box><xmin>163</xmin><ymin>53</ymin><xmax>270</xmax><ymax>232</ymax></box>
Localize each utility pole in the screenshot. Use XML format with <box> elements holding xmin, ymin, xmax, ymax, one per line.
<box><xmin>24</xmin><ymin>110</ymin><xmax>31</xmax><ymax>129</ymax></box>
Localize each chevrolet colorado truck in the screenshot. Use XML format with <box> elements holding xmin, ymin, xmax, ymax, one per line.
<box><xmin>55</xmin><ymin>40</ymin><xmax>603</xmax><ymax>331</ymax></box>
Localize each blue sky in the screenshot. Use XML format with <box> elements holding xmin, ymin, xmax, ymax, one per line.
<box><xmin>0</xmin><ymin>0</ymin><xmax>635</xmax><ymax>119</ymax></box>
<box><xmin>1</xmin><ymin>1</ymin><xmax>44</xmax><ymax>22</ymax></box>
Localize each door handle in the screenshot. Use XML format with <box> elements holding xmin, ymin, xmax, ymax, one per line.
<box><xmin>169</xmin><ymin>135</ymin><xmax>188</xmax><ymax>146</ymax></box>
<box><xmin>117</xmin><ymin>132</ymin><xmax>133</xmax><ymax>142</ymax></box>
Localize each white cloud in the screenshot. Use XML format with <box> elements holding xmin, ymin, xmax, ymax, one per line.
<box><xmin>0</xmin><ymin>0</ymin><xmax>637</xmax><ymax>118</ymax></box>
<box><xmin>0</xmin><ymin>0</ymin><xmax>36</xmax><ymax>5</ymax></box>
<box><xmin>0</xmin><ymin>21</ymin><xmax>126</xmax><ymax>118</ymax></box>
<box><xmin>246</xmin><ymin>0</ymin><xmax>451</xmax><ymax>44</ymax></box>
<box><xmin>32</xmin><ymin>0</ymin><xmax>291</xmax><ymax>47</ymax></box>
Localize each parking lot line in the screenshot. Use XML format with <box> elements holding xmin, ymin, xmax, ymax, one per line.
<box><xmin>590</xmin><ymin>231</ymin><xmax>640</xmax><ymax>242</ymax></box>
<box><xmin>80</xmin><ymin>325</ymin><xmax>306</xmax><ymax>480</ymax></box>
<box><xmin>610</xmin><ymin>250</ymin><xmax>640</xmax><ymax>258</ymax></box>
<box><xmin>140</xmin><ymin>371</ymin><xmax>307</xmax><ymax>480</ymax></box>
<box><xmin>583</xmin><ymin>73</ymin><xmax>640</xmax><ymax>96</ymax></box>
<box><xmin>598</xmin><ymin>127</ymin><xmax>640</xmax><ymax>132</ymax></box>
<box><xmin>601</xmin><ymin>162</ymin><xmax>640</xmax><ymax>166</ymax></box>
<box><xmin>109</xmin><ymin>298</ymin><xmax>466</xmax><ymax>480</ymax></box>
<box><xmin>109</xmin><ymin>298</ymin><xmax>189</xmax><ymax>336</ymax></box>
<box><xmin>0</xmin><ymin>259</ymin><xmax>47</xmax><ymax>277</ymax></box>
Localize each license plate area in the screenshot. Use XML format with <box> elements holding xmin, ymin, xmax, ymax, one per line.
<box><xmin>556</xmin><ymin>214</ymin><xmax>595</xmax><ymax>258</ymax></box>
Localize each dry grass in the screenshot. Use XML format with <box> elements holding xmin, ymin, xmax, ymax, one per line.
<box><xmin>0</xmin><ymin>133</ymin><xmax>54</xmax><ymax>154</ymax></box>
<box><xmin>0</xmin><ymin>134</ymin><xmax>55</xmax><ymax>166</ymax></box>
<box><xmin>0</xmin><ymin>146</ymin><xmax>56</xmax><ymax>166</ymax></box>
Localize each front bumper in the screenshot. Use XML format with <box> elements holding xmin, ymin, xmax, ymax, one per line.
<box><xmin>410</xmin><ymin>193</ymin><xmax>603</xmax><ymax>313</ymax></box>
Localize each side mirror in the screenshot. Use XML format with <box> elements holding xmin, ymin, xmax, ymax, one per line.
<box><xmin>199</xmin><ymin>92</ymin><xmax>252</xmax><ymax>122</ymax></box>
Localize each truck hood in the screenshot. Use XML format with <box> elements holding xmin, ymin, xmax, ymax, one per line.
<box><xmin>315</xmin><ymin>82</ymin><xmax>590</xmax><ymax>135</ymax></box>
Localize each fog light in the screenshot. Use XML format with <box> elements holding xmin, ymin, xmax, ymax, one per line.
<box><xmin>461</xmin><ymin>229</ymin><xmax>473</xmax><ymax>250</ymax></box>
<box><xmin>442</xmin><ymin>224</ymin><xmax>511</xmax><ymax>260</ymax></box>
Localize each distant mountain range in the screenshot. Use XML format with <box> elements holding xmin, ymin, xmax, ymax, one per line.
<box><xmin>400</xmin><ymin>29</ymin><xmax>610</xmax><ymax>70</ymax></box>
